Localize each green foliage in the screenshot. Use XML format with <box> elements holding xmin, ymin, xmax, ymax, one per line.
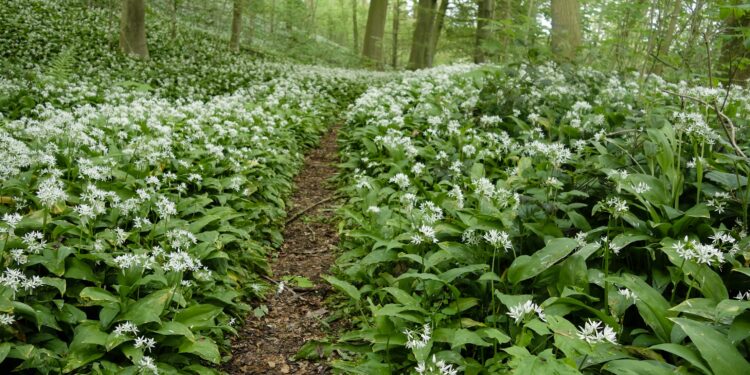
<box><xmin>327</xmin><ymin>63</ymin><xmax>750</xmax><ymax>373</ymax></box>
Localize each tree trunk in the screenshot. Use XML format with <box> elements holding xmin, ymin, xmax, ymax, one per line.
<box><xmin>119</xmin><ymin>0</ymin><xmax>149</xmax><ymax>58</ymax></box>
<box><xmin>652</xmin><ymin>0</ymin><xmax>682</xmax><ymax>75</ymax></box>
<box><xmin>408</xmin><ymin>0</ymin><xmax>438</xmax><ymax>70</ymax></box>
<box><xmin>392</xmin><ymin>0</ymin><xmax>400</xmax><ymax>68</ymax></box>
<box><xmin>352</xmin><ymin>0</ymin><xmax>359</xmax><ymax>53</ymax></box>
<box><xmin>170</xmin><ymin>0</ymin><xmax>178</xmax><ymax>39</ymax></box>
<box><xmin>496</xmin><ymin>0</ymin><xmax>511</xmax><ymax>60</ymax></box>
<box><xmin>363</xmin><ymin>0</ymin><xmax>389</xmax><ymax>68</ymax></box>
<box><xmin>550</xmin><ymin>0</ymin><xmax>581</xmax><ymax>61</ymax></box>
<box><xmin>427</xmin><ymin>0</ymin><xmax>449</xmax><ymax>66</ymax></box>
<box><xmin>270</xmin><ymin>0</ymin><xmax>276</xmax><ymax>34</ymax></box>
<box><xmin>474</xmin><ymin>0</ymin><xmax>494</xmax><ymax>63</ymax></box>
<box><xmin>229</xmin><ymin>0</ymin><xmax>243</xmax><ymax>52</ymax></box>
<box><xmin>308</xmin><ymin>0</ymin><xmax>317</xmax><ymax>33</ymax></box>
<box><xmin>720</xmin><ymin>8</ymin><xmax>750</xmax><ymax>85</ymax></box>
<box><xmin>525</xmin><ymin>0</ymin><xmax>537</xmax><ymax>47</ymax></box>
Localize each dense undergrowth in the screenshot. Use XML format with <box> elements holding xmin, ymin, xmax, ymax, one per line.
<box><xmin>0</xmin><ymin>0</ymin><xmax>377</xmax><ymax>373</ymax></box>
<box><xmin>328</xmin><ymin>65</ymin><xmax>750</xmax><ymax>374</ymax></box>
<box><xmin>4</xmin><ymin>1</ymin><xmax>750</xmax><ymax>374</ymax></box>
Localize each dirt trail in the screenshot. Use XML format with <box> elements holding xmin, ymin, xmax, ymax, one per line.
<box><xmin>225</xmin><ymin>127</ymin><xmax>340</xmax><ymax>374</ymax></box>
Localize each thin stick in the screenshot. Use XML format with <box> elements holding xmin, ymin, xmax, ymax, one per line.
<box><xmin>285</xmin><ymin>194</ymin><xmax>344</xmax><ymax>225</ymax></box>
<box><xmin>661</xmin><ymin>89</ymin><xmax>747</xmax><ymax>158</ymax></box>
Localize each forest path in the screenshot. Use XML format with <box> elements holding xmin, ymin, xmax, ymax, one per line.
<box><xmin>225</xmin><ymin>127</ymin><xmax>341</xmax><ymax>375</ymax></box>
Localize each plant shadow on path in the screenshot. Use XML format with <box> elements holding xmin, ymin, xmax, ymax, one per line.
<box><xmin>225</xmin><ymin>127</ymin><xmax>342</xmax><ymax>374</ymax></box>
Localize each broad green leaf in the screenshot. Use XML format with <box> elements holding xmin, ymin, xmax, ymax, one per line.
<box><xmin>179</xmin><ymin>336</ymin><xmax>221</xmax><ymax>364</ymax></box>
<box><xmin>651</xmin><ymin>343</ymin><xmax>711</xmax><ymax>375</ymax></box>
<box><xmin>79</xmin><ymin>287</ymin><xmax>119</xmax><ymax>305</ymax></box>
<box><xmin>323</xmin><ymin>275</ymin><xmax>361</xmax><ymax>301</ymax></box>
<box><xmin>155</xmin><ymin>321</ymin><xmax>196</xmax><ymax>341</ymax></box>
<box><xmin>601</xmin><ymin>360</ymin><xmax>675</xmax><ymax>375</ymax></box>
<box><xmin>0</xmin><ymin>342</ymin><xmax>11</xmax><ymax>363</ymax></box>
<box><xmin>174</xmin><ymin>303</ymin><xmax>223</xmax><ymax>330</ymax></box>
<box><xmin>672</xmin><ymin>317</ymin><xmax>750</xmax><ymax>375</ymax></box>
<box><xmin>609</xmin><ymin>274</ymin><xmax>673</xmax><ymax>342</ymax></box>
<box><xmin>119</xmin><ymin>288</ymin><xmax>173</xmax><ymax>325</ymax></box>
<box><xmin>508</xmin><ymin>238</ymin><xmax>579</xmax><ymax>284</ymax></box>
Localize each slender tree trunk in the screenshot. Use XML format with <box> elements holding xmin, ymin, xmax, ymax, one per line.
<box><xmin>474</xmin><ymin>0</ymin><xmax>494</xmax><ymax>63</ymax></box>
<box><xmin>352</xmin><ymin>0</ymin><xmax>359</xmax><ymax>53</ymax></box>
<box><xmin>720</xmin><ymin>8</ymin><xmax>750</xmax><ymax>85</ymax></box>
<box><xmin>392</xmin><ymin>0</ymin><xmax>400</xmax><ymax>68</ymax></box>
<box><xmin>119</xmin><ymin>0</ymin><xmax>149</xmax><ymax>58</ymax></box>
<box><xmin>652</xmin><ymin>0</ymin><xmax>682</xmax><ymax>74</ymax></box>
<box><xmin>427</xmin><ymin>0</ymin><xmax>449</xmax><ymax>66</ymax></box>
<box><xmin>525</xmin><ymin>0</ymin><xmax>536</xmax><ymax>47</ymax></box>
<box><xmin>495</xmin><ymin>0</ymin><xmax>511</xmax><ymax>60</ymax></box>
<box><xmin>270</xmin><ymin>0</ymin><xmax>276</xmax><ymax>34</ymax></box>
<box><xmin>170</xmin><ymin>0</ymin><xmax>178</xmax><ymax>39</ymax></box>
<box><xmin>408</xmin><ymin>0</ymin><xmax>438</xmax><ymax>70</ymax></box>
<box><xmin>247</xmin><ymin>2</ymin><xmax>255</xmax><ymax>48</ymax></box>
<box><xmin>363</xmin><ymin>0</ymin><xmax>389</xmax><ymax>68</ymax></box>
<box><xmin>308</xmin><ymin>0</ymin><xmax>317</xmax><ymax>33</ymax></box>
<box><xmin>229</xmin><ymin>0</ymin><xmax>243</xmax><ymax>52</ymax></box>
<box><xmin>680</xmin><ymin>0</ymin><xmax>704</xmax><ymax>71</ymax></box>
<box><xmin>550</xmin><ymin>0</ymin><xmax>581</xmax><ymax>61</ymax></box>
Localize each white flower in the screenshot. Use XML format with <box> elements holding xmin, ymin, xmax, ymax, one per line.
<box><xmin>154</xmin><ymin>196</ymin><xmax>177</xmax><ymax>219</ymax></box>
<box><xmin>448</xmin><ymin>185</ymin><xmax>464</xmax><ymax>209</ymax></box>
<box><xmin>462</xmin><ymin>229</ymin><xmax>480</xmax><ymax>245</ymax></box>
<box><xmin>404</xmin><ymin>324</ymin><xmax>431</xmax><ymax>349</ymax></box>
<box><xmin>618</xmin><ymin>288</ymin><xmax>638</xmax><ymax>303</ymax></box>
<box><xmin>483</xmin><ymin>230</ymin><xmax>512</xmax><ymax>251</ymax></box>
<box><xmin>162</xmin><ymin>251</ymin><xmax>202</xmax><ymax>272</ymax></box>
<box><xmin>411</xmin><ymin>162</ymin><xmax>425</xmax><ymax>176</ymax></box>
<box><xmin>630</xmin><ymin>182</ymin><xmax>651</xmax><ymax>194</ymax></box>
<box><xmin>577</xmin><ymin>319</ymin><xmax>617</xmax><ymax>344</ymax></box>
<box><xmin>134</xmin><ymin>336</ymin><xmax>157</xmax><ymax>352</ymax></box>
<box><xmin>138</xmin><ymin>355</ymin><xmax>159</xmax><ymax>374</ymax></box>
<box><xmin>367</xmin><ymin>206</ymin><xmax>381</xmax><ymax>214</ymax></box>
<box><xmin>389</xmin><ymin>173</ymin><xmax>410</xmax><ymax>189</ymax></box>
<box><xmin>473</xmin><ymin>177</ymin><xmax>495</xmax><ymax>198</ymax></box>
<box><xmin>0</xmin><ymin>313</ymin><xmax>15</xmax><ymax>326</ymax></box>
<box><xmin>2</xmin><ymin>213</ymin><xmax>22</xmax><ymax>230</ymax></box>
<box><xmin>418</xmin><ymin>201</ymin><xmax>443</xmax><ymax>224</ymax></box>
<box><xmin>36</xmin><ymin>177</ymin><xmax>67</xmax><ymax>208</ymax></box>
<box><xmin>507</xmin><ymin>300</ymin><xmax>545</xmax><ymax>324</ymax></box>
<box><xmin>114</xmin><ymin>321</ymin><xmax>139</xmax><ymax>337</ymax></box>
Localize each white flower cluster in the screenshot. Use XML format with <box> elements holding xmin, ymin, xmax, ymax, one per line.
<box><xmin>576</xmin><ymin>319</ymin><xmax>617</xmax><ymax>345</ymax></box>
<box><xmin>0</xmin><ymin>268</ymin><xmax>43</xmax><ymax>296</ymax></box>
<box><xmin>483</xmin><ymin>230</ymin><xmax>512</xmax><ymax>251</ymax></box>
<box><xmin>404</xmin><ymin>323</ymin><xmax>432</xmax><ymax>350</ymax></box>
<box><xmin>672</xmin><ymin>236</ymin><xmax>728</xmax><ymax>266</ymax></box>
<box><xmin>415</xmin><ymin>354</ymin><xmax>459</xmax><ymax>375</ymax></box>
<box><xmin>507</xmin><ymin>300</ymin><xmax>546</xmax><ymax>324</ymax></box>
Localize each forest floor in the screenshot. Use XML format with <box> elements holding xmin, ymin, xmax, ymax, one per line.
<box><xmin>225</xmin><ymin>127</ymin><xmax>342</xmax><ymax>375</ymax></box>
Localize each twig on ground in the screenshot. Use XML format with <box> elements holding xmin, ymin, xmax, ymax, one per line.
<box><xmin>285</xmin><ymin>194</ymin><xmax>345</xmax><ymax>225</ymax></box>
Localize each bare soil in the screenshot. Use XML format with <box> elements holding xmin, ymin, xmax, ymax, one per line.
<box><xmin>225</xmin><ymin>127</ymin><xmax>341</xmax><ymax>374</ymax></box>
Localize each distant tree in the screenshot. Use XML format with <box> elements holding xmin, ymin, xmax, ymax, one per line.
<box><xmin>550</xmin><ymin>0</ymin><xmax>581</xmax><ymax>61</ymax></box>
<box><xmin>170</xmin><ymin>0</ymin><xmax>179</xmax><ymax>39</ymax></box>
<box><xmin>363</xmin><ymin>0</ymin><xmax>389</xmax><ymax>68</ymax></box>
<box><xmin>474</xmin><ymin>0</ymin><xmax>494</xmax><ymax>63</ymax></box>
<box><xmin>119</xmin><ymin>0</ymin><xmax>149</xmax><ymax>58</ymax></box>
<box><xmin>427</xmin><ymin>0</ymin><xmax>449</xmax><ymax>66</ymax></box>
<box><xmin>652</xmin><ymin>0</ymin><xmax>682</xmax><ymax>75</ymax></box>
<box><xmin>720</xmin><ymin>5</ymin><xmax>750</xmax><ymax>85</ymax></box>
<box><xmin>352</xmin><ymin>0</ymin><xmax>360</xmax><ymax>53</ymax></box>
<box><xmin>229</xmin><ymin>0</ymin><xmax>244</xmax><ymax>52</ymax></box>
<box><xmin>392</xmin><ymin>0</ymin><xmax>400</xmax><ymax>68</ymax></box>
<box><xmin>408</xmin><ymin>0</ymin><xmax>438</xmax><ymax>69</ymax></box>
